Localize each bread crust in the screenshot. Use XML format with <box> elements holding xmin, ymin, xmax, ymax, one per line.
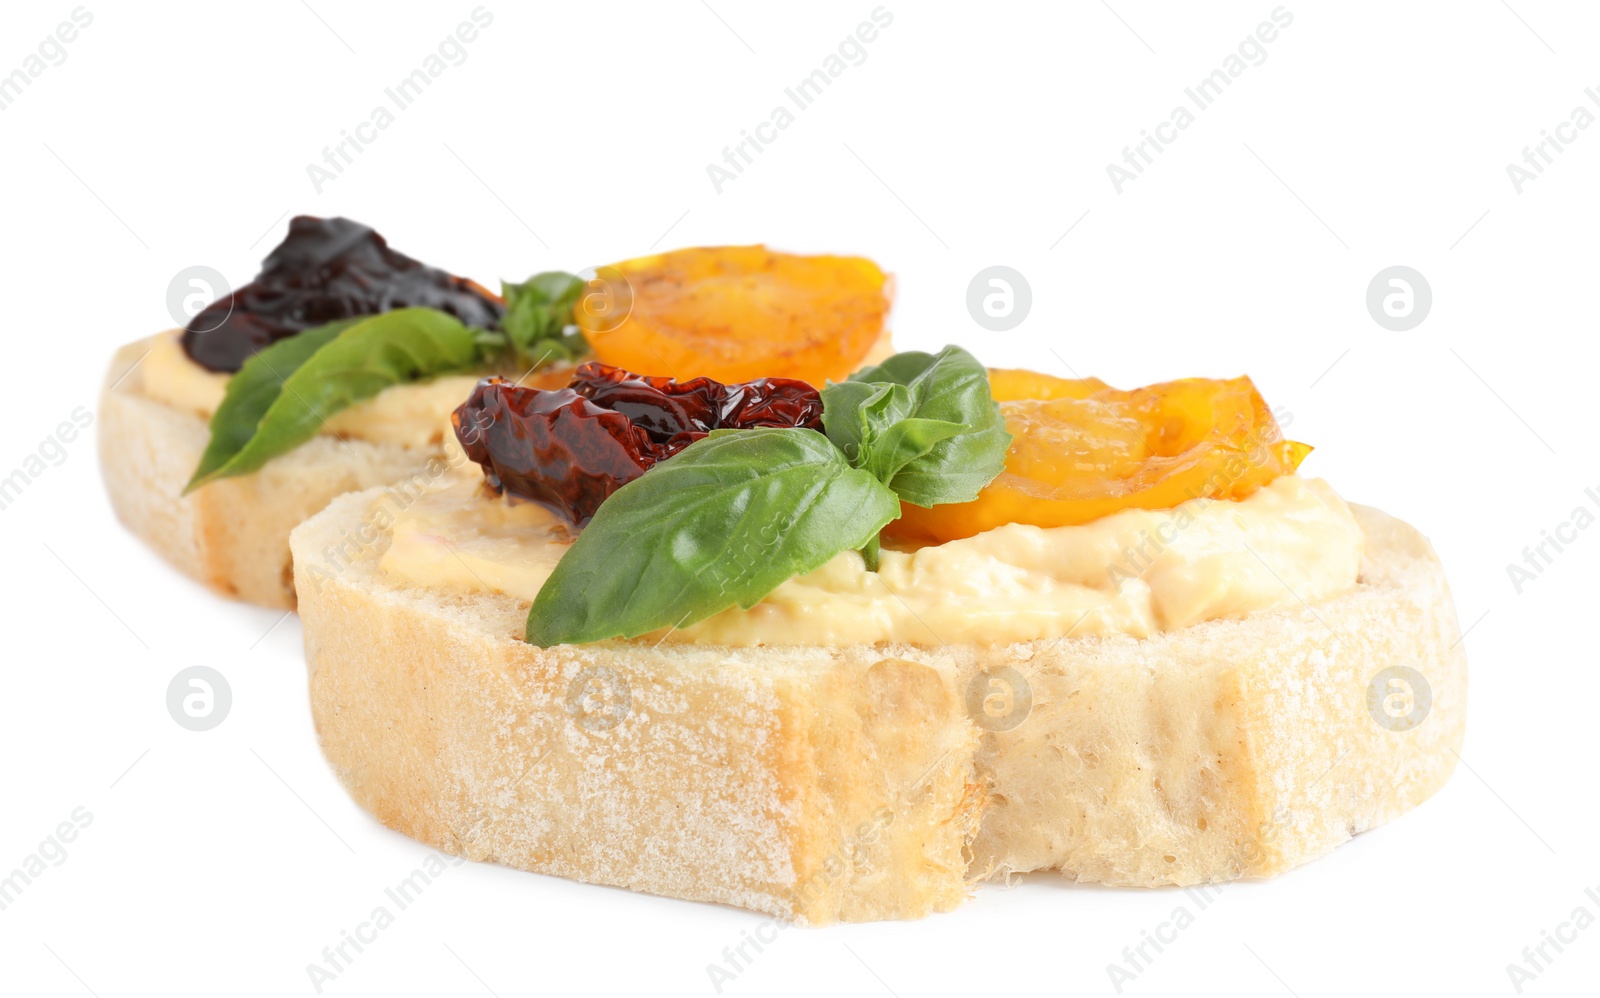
<box><xmin>292</xmin><ymin>488</ymin><xmax>1466</xmax><ymax>923</ymax></box>
<box><xmin>99</xmin><ymin>337</ymin><xmax>451</xmax><ymax>607</ymax></box>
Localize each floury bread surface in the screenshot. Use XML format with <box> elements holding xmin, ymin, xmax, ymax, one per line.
<box><xmin>292</xmin><ymin>488</ymin><xmax>1466</xmax><ymax>923</ymax></box>
<box><xmin>99</xmin><ymin>337</ymin><xmax>468</xmax><ymax>608</ymax></box>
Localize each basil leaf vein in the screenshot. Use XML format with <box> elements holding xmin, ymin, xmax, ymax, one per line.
<box><xmin>184</xmin><ymin>319</ymin><xmax>358</xmax><ymax>491</ymax></box>
<box><xmin>824</xmin><ymin>344</ymin><xmax>1012</xmax><ymax>508</ymax></box>
<box><xmin>526</xmin><ymin>428</ymin><xmax>899</xmax><ymax>646</ymax></box>
<box><xmin>185</xmin><ymin>308</ymin><xmax>478</xmax><ymax>490</ymax></box>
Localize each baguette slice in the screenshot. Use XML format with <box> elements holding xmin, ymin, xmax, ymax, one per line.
<box><xmin>292</xmin><ymin>488</ymin><xmax>1466</xmax><ymax>924</ymax></box>
<box><xmin>99</xmin><ymin>337</ymin><xmax>462</xmax><ymax>608</ymax></box>
<box><xmin>99</xmin><ymin>329</ymin><xmax>898</xmax><ymax>609</ymax></box>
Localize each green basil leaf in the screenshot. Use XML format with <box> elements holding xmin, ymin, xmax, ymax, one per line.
<box><xmin>526</xmin><ymin>427</ymin><xmax>900</xmax><ymax>646</ymax></box>
<box><xmin>500</xmin><ymin>271</ymin><xmax>585</xmax><ymax>363</ymax></box>
<box><xmin>820</xmin><ymin>380</ymin><xmax>967</xmax><ymax>486</ymax></box>
<box><xmin>889</xmin><ymin>398</ymin><xmax>1008</xmax><ymax>508</ymax></box>
<box><xmin>185</xmin><ymin>308</ymin><xmax>478</xmax><ymax>490</ymax></box>
<box><xmin>824</xmin><ymin>345</ymin><xmax>1012</xmax><ymax>508</ymax></box>
<box><xmin>184</xmin><ymin>318</ymin><xmax>360</xmax><ymax>491</ymax></box>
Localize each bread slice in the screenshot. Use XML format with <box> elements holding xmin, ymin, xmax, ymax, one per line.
<box><xmin>99</xmin><ymin>337</ymin><xmax>461</xmax><ymax>608</ymax></box>
<box><xmin>100</xmin><ymin>329</ymin><xmax>899</xmax><ymax>609</ymax></box>
<box><xmin>291</xmin><ymin>488</ymin><xmax>1466</xmax><ymax>923</ymax></box>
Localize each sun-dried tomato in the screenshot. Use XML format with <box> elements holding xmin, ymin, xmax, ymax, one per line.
<box><xmin>567</xmin><ymin>362</ymin><xmax>824</xmax><ymax>458</ymax></box>
<box><xmin>453</xmin><ymin>364</ymin><xmax>824</xmax><ymax>524</ymax></box>
<box><xmin>181</xmin><ymin>216</ymin><xmax>504</xmax><ymax>372</ymax></box>
<box><xmin>453</xmin><ymin>378</ymin><xmax>653</xmax><ymax>525</ymax></box>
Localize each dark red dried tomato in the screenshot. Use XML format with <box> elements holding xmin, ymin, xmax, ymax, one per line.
<box><xmin>453</xmin><ymin>364</ymin><xmax>824</xmax><ymax>524</ymax></box>
<box><xmin>567</xmin><ymin>361</ymin><xmax>824</xmax><ymax>458</ymax></box>
<box><xmin>181</xmin><ymin>216</ymin><xmax>504</xmax><ymax>372</ymax></box>
<box><xmin>453</xmin><ymin>378</ymin><xmax>653</xmax><ymax>524</ymax></box>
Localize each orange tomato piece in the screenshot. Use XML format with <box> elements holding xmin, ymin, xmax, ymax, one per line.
<box><xmin>576</xmin><ymin>245</ymin><xmax>889</xmax><ymax>386</ymax></box>
<box><xmin>888</xmin><ymin>369</ymin><xmax>1310</xmax><ymax>543</ymax></box>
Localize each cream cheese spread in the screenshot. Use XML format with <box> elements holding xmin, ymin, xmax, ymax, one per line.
<box><xmin>376</xmin><ymin>474</ymin><xmax>1363</xmax><ymax>646</ymax></box>
<box><xmin>139</xmin><ymin>329</ymin><xmax>485</xmax><ymax>449</ymax></box>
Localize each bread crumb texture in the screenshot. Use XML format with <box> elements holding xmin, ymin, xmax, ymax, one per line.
<box><xmin>294</xmin><ymin>486</ymin><xmax>1465</xmax><ymax>924</ymax></box>
<box><xmin>100</xmin><ymin>337</ymin><xmax>451</xmax><ymax>608</ymax></box>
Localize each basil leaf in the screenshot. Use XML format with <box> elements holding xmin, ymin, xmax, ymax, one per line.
<box><xmin>186</xmin><ymin>308</ymin><xmax>478</xmax><ymax>490</ymax></box>
<box><xmin>526</xmin><ymin>428</ymin><xmax>899</xmax><ymax>646</ymax></box>
<box><xmin>184</xmin><ymin>318</ymin><xmax>359</xmax><ymax>491</ymax></box>
<box><xmin>824</xmin><ymin>345</ymin><xmax>1012</xmax><ymax>508</ymax></box>
<box><xmin>500</xmin><ymin>271</ymin><xmax>585</xmax><ymax>364</ymax></box>
<box><xmin>819</xmin><ymin>380</ymin><xmax>967</xmax><ymax>486</ymax></box>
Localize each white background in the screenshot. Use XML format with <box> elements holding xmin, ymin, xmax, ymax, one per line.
<box><xmin>1</xmin><ymin>1</ymin><xmax>1596</xmax><ymax>995</ymax></box>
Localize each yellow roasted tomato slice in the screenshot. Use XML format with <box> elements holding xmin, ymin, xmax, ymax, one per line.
<box><xmin>888</xmin><ymin>369</ymin><xmax>1310</xmax><ymax>543</ymax></box>
<box><xmin>575</xmin><ymin>245</ymin><xmax>888</xmax><ymax>386</ymax></box>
